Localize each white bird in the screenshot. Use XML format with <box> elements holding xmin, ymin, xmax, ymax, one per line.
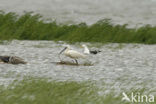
<box><xmin>82</xmin><ymin>44</ymin><xmax>101</xmax><ymax>55</ymax></box>
<box><xmin>59</xmin><ymin>45</ymin><xmax>86</xmax><ymax>65</ymax></box>
<box><xmin>82</xmin><ymin>44</ymin><xmax>90</xmax><ymax>54</ymax></box>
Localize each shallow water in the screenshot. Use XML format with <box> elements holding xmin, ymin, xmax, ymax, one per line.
<box><xmin>0</xmin><ymin>0</ymin><xmax>156</xmax><ymax>27</ymax></box>
<box><xmin>0</xmin><ymin>40</ymin><xmax>156</xmax><ymax>95</ymax></box>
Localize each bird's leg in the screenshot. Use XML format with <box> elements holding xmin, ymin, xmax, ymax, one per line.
<box><xmin>72</xmin><ymin>60</ymin><xmax>75</xmax><ymax>63</ymax></box>
<box><xmin>74</xmin><ymin>59</ymin><xmax>78</xmax><ymax>65</ymax></box>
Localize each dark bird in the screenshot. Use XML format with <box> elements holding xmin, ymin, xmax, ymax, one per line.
<box><xmin>0</xmin><ymin>56</ymin><xmax>27</xmax><ymax>64</ymax></box>
<box><xmin>90</xmin><ymin>50</ymin><xmax>101</xmax><ymax>54</ymax></box>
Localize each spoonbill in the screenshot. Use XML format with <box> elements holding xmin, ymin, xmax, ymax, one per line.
<box><xmin>59</xmin><ymin>45</ymin><xmax>86</xmax><ymax>65</ymax></box>
<box><xmin>82</xmin><ymin>44</ymin><xmax>101</xmax><ymax>55</ymax></box>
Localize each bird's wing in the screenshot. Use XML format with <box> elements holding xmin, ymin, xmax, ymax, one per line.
<box><xmin>9</xmin><ymin>56</ymin><xmax>27</xmax><ymax>64</ymax></box>
<box><xmin>68</xmin><ymin>50</ymin><xmax>86</xmax><ymax>58</ymax></box>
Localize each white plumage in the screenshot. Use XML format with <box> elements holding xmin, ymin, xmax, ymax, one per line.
<box><xmin>64</xmin><ymin>50</ymin><xmax>86</xmax><ymax>59</ymax></box>
<box><xmin>82</xmin><ymin>44</ymin><xmax>90</xmax><ymax>54</ymax></box>
<box><xmin>59</xmin><ymin>45</ymin><xmax>86</xmax><ymax>64</ymax></box>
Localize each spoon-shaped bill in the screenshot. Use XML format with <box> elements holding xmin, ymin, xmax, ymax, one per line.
<box><xmin>59</xmin><ymin>47</ymin><xmax>67</xmax><ymax>54</ymax></box>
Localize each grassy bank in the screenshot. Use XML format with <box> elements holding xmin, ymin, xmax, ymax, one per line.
<box><xmin>0</xmin><ymin>11</ymin><xmax>156</xmax><ymax>44</ymax></box>
<box><xmin>0</xmin><ymin>78</ymin><xmax>120</xmax><ymax>104</ymax></box>
<box><xmin>0</xmin><ymin>77</ymin><xmax>155</xmax><ymax>104</ymax></box>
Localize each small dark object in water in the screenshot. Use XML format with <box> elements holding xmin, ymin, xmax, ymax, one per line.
<box><xmin>90</xmin><ymin>50</ymin><xmax>101</xmax><ymax>54</ymax></box>
<box><xmin>52</xmin><ymin>61</ymin><xmax>93</xmax><ymax>66</ymax></box>
<box><xmin>0</xmin><ymin>56</ymin><xmax>10</xmax><ymax>63</ymax></box>
<box><xmin>0</xmin><ymin>56</ymin><xmax>27</xmax><ymax>64</ymax></box>
<box><xmin>53</xmin><ymin>61</ymin><xmax>78</xmax><ymax>66</ymax></box>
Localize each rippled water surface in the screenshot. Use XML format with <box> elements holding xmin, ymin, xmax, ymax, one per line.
<box><xmin>0</xmin><ymin>0</ymin><xmax>156</xmax><ymax>27</ymax></box>
<box><xmin>0</xmin><ymin>40</ymin><xmax>156</xmax><ymax>95</ymax></box>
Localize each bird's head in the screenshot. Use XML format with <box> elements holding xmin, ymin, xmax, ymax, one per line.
<box><xmin>81</xmin><ymin>44</ymin><xmax>87</xmax><ymax>48</ymax></box>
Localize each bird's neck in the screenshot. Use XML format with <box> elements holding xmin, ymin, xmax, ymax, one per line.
<box><xmin>65</xmin><ymin>48</ymin><xmax>70</xmax><ymax>53</ymax></box>
<box><xmin>84</xmin><ymin>46</ymin><xmax>90</xmax><ymax>54</ymax></box>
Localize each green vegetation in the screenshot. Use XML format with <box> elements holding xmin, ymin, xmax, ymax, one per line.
<box><xmin>0</xmin><ymin>10</ymin><xmax>156</xmax><ymax>44</ymax></box>
<box><xmin>0</xmin><ymin>78</ymin><xmax>118</xmax><ymax>104</ymax></box>
<box><xmin>0</xmin><ymin>77</ymin><xmax>155</xmax><ymax>104</ymax></box>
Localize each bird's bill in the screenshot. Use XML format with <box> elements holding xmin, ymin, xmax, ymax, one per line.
<box><xmin>59</xmin><ymin>47</ymin><xmax>67</xmax><ymax>54</ymax></box>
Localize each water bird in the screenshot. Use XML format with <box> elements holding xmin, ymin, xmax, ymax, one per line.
<box><xmin>82</xmin><ymin>44</ymin><xmax>101</xmax><ymax>54</ymax></box>
<box><xmin>0</xmin><ymin>56</ymin><xmax>27</xmax><ymax>64</ymax></box>
<box><xmin>59</xmin><ymin>45</ymin><xmax>86</xmax><ymax>65</ymax></box>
